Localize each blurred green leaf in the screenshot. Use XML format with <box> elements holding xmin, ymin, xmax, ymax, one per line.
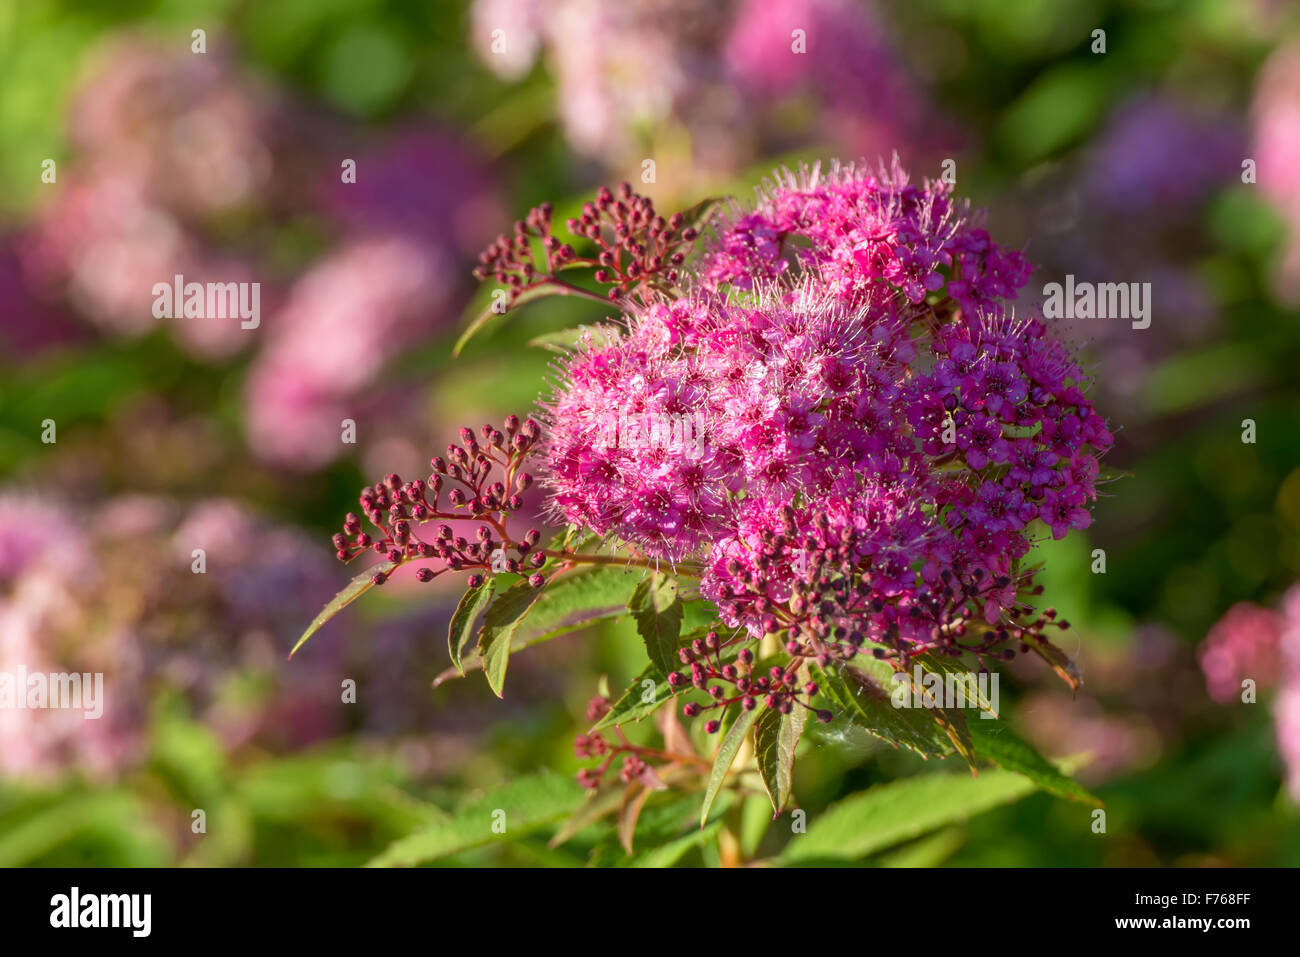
<box><xmin>780</xmin><ymin>768</ymin><xmax>1040</xmax><ymax>864</ymax></box>
<box><xmin>367</xmin><ymin>772</ymin><xmax>585</xmax><ymax>867</ymax></box>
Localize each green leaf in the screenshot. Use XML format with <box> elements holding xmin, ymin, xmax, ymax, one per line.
<box><xmin>912</xmin><ymin>653</ymin><xmax>1000</xmax><ymax>717</ymax></box>
<box><xmin>528</xmin><ymin>325</ymin><xmax>596</xmax><ymax>354</ymax></box>
<box><xmin>876</xmin><ymin>828</ymin><xmax>966</xmax><ymax>868</ymax></box>
<box><xmin>477</xmin><ymin>579</ymin><xmax>547</xmax><ymax>697</ymax></box>
<box><xmin>448</xmin><ymin>578</ymin><xmax>496</xmax><ymax>675</ymax></box>
<box><xmin>289</xmin><ymin>560</ymin><xmax>395</xmax><ymax>658</ymax></box>
<box><xmin>816</xmin><ymin>661</ymin><xmax>959</xmax><ymax>759</ymax></box>
<box><xmin>780</xmin><ymin>767</ymin><xmax>1040</xmax><ymax>864</ymax></box>
<box><xmin>678</xmin><ymin>195</ymin><xmax>724</xmax><ymax>235</ymax></box>
<box><xmin>453</xmin><ymin>284</ymin><xmax>555</xmax><ymax>357</ymax></box>
<box><xmin>700</xmin><ymin>705</ymin><xmax>760</xmax><ymax>827</ymax></box>
<box><xmin>591</xmin><ymin>662</ymin><xmax>673</xmax><ymax>731</ymax></box>
<box><xmin>629</xmin><ymin>572</ymin><xmax>683</xmax><ymax>676</ymax></box>
<box><xmin>437</xmin><ymin>566</ymin><xmax>643</xmax><ymax>688</ymax></box>
<box><xmin>968</xmin><ymin>719</ymin><xmax>1101</xmax><ymax>806</ymax></box>
<box><xmin>754</xmin><ymin>702</ymin><xmax>806</xmax><ymax>815</ymax></box>
<box><xmin>454</xmin><ymin>279</ymin><xmax>610</xmax><ymax>357</ymax></box>
<box><xmin>590</xmin><ymin>623</ymin><xmax>736</xmax><ymax>732</ymax></box>
<box><xmin>633</xmin><ymin>816</ymin><xmax>725</xmax><ymax>868</ymax></box>
<box><xmin>366</xmin><ymin>772</ymin><xmax>585</xmax><ymax>866</ymax></box>
<box><xmin>516</xmin><ymin>565</ymin><xmax>642</xmax><ymax>644</ymax></box>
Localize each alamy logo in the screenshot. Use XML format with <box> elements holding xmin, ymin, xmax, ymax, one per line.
<box><xmin>151</xmin><ymin>273</ymin><xmax>260</xmax><ymax>329</ymax></box>
<box><xmin>1042</xmin><ymin>274</ymin><xmax>1151</xmax><ymax>330</ymax></box>
<box><xmin>0</xmin><ymin>667</ymin><xmax>103</xmax><ymax>718</ymax></box>
<box><xmin>50</xmin><ymin>887</ymin><xmax>151</xmax><ymax>937</ymax></box>
<box><xmin>598</xmin><ymin>408</ymin><xmax>707</xmax><ymax>460</ymax></box>
<box><xmin>890</xmin><ymin>666</ymin><xmax>999</xmax><ymax>718</ymax></box>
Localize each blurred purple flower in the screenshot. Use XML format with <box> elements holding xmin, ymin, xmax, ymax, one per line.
<box><xmin>1081</xmin><ymin>95</ymin><xmax>1240</xmax><ymax>216</ymax></box>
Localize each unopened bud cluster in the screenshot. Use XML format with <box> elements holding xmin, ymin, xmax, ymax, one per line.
<box><xmin>473</xmin><ymin>182</ymin><xmax>700</xmax><ymax>307</ymax></box>
<box><xmin>669</xmin><ymin>629</ymin><xmax>833</xmax><ymax>730</ymax></box>
<box><xmin>331</xmin><ymin>414</ymin><xmax>547</xmax><ymax>587</ymax></box>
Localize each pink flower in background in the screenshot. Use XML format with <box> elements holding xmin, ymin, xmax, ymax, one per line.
<box><xmin>243</xmin><ymin>238</ymin><xmax>447</xmax><ymax>469</ymax></box>
<box><xmin>22</xmin><ymin>170</ymin><xmax>194</xmax><ymax>337</ymax></box>
<box><xmin>67</xmin><ymin>36</ymin><xmax>274</xmax><ymax>218</ymax></box>
<box><xmin>1200</xmin><ymin>585</ymin><xmax>1300</xmax><ymax>800</ymax></box>
<box><xmin>0</xmin><ymin>493</ymin><xmax>352</xmax><ymax>780</ymax></box>
<box><xmin>1199</xmin><ymin>601</ymin><xmax>1284</xmax><ymax>703</ymax></box>
<box><xmin>17</xmin><ymin>36</ymin><xmax>272</xmax><ymax>358</ymax></box>
<box><xmin>0</xmin><ymin>241</ymin><xmax>85</xmax><ymax>357</ymax></box>
<box><xmin>469</xmin><ymin>0</ymin><xmax>950</xmax><ymax>176</ymax></box>
<box><xmin>1253</xmin><ymin>41</ymin><xmax>1300</xmax><ymax>305</ymax></box>
<box><xmin>315</xmin><ymin>128</ymin><xmax>503</xmax><ymax>258</ymax></box>
<box><xmin>724</xmin><ymin>0</ymin><xmax>951</xmax><ymax>160</ymax></box>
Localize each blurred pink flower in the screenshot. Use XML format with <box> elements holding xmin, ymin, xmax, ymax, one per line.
<box><xmin>1198</xmin><ymin>601</ymin><xmax>1284</xmax><ymax>704</ymax></box>
<box><xmin>243</xmin><ymin>238</ymin><xmax>448</xmax><ymax>469</ymax></box>
<box><xmin>471</xmin><ymin>0</ymin><xmax>949</xmax><ymax>174</ymax></box>
<box><xmin>0</xmin><ymin>493</ymin><xmax>351</xmax><ymax>781</ymax></box>
<box><xmin>1253</xmin><ymin>41</ymin><xmax>1300</xmax><ymax>304</ymax></box>
<box><xmin>17</xmin><ymin>35</ymin><xmax>273</xmax><ymax>359</ymax></box>
<box><xmin>1201</xmin><ymin>585</ymin><xmax>1300</xmax><ymax>800</ymax></box>
<box><xmin>68</xmin><ymin>36</ymin><xmax>273</xmax><ymax>217</ymax></box>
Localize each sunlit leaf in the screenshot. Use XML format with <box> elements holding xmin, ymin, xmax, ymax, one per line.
<box><xmin>367</xmin><ymin>772</ymin><xmax>584</xmax><ymax>867</ymax></box>
<box><xmin>629</xmin><ymin>572</ymin><xmax>683</xmax><ymax>676</ymax></box>
<box><xmin>448</xmin><ymin>577</ymin><xmax>495</xmax><ymax>675</ymax></box>
<box><xmin>780</xmin><ymin>767</ymin><xmax>1040</xmax><ymax>864</ymax></box>
<box><xmin>968</xmin><ymin>719</ymin><xmax>1100</xmax><ymax>806</ymax></box>
<box><xmin>754</xmin><ymin>701</ymin><xmax>806</xmax><ymax>815</ymax></box>
<box><xmin>700</xmin><ymin>705</ymin><xmax>760</xmax><ymax>827</ymax></box>
<box><xmin>477</xmin><ymin>579</ymin><xmax>547</xmax><ymax>697</ymax></box>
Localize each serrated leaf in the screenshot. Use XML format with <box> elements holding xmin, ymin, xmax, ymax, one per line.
<box><xmin>591</xmin><ymin>662</ymin><xmax>673</xmax><ymax>731</ymax></box>
<box><xmin>289</xmin><ymin>560</ymin><xmax>395</xmax><ymax>658</ymax></box>
<box><xmin>913</xmin><ymin>653</ymin><xmax>1000</xmax><ymax>718</ymax></box>
<box><xmin>518</xmin><ymin>565</ymin><xmax>642</xmax><ymax>642</ymax></box>
<box><xmin>366</xmin><ymin>772</ymin><xmax>584</xmax><ymax>866</ymax></box>
<box><xmin>700</xmin><ymin>705</ymin><xmax>760</xmax><ymax>827</ymax></box>
<box><xmin>754</xmin><ymin>703</ymin><xmax>806</xmax><ymax>815</ymax></box>
<box><xmin>448</xmin><ymin>578</ymin><xmax>496</xmax><ymax>674</ymax></box>
<box><xmin>436</xmin><ymin>566</ymin><xmax>641</xmax><ymax>688</ymax></box>
<box><xmin>816</xmin><ymin>660</ymin><xmax>958</xmax><ymax>759</ymax></box>
<box><xmin>477</xmin><ymin>579</ymin><xmax>547</xmax><ymax>697</ymax></box>
<box><xmin>629</xmin><ymin>572</ymin><xmax>683</xmax><ymax>676</ymax></box>
<box><xmin>968</xmin><ymin>719</ymin><xmax>1100</xmax><ymax>806</ymax></box>
<box><xmin>779</xmin><ymin>767</ymin><xmax>1039</xmax><ymax>864</ymax></box>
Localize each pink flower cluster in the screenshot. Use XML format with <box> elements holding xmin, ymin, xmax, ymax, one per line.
<box><xmin>1200</xmin><ymin>586</ymin><xmax>1300</xmax><ymax>800</ymax></box>
<box><xmin>542</xmin><ymin>161</ymin><xmax>1114</xmax><ymax>677</ymax></box>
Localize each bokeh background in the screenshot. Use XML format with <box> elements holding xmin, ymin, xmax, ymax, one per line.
<box><xmin>1</xmin><ymin>0</ymin><xmax>1299</xmax><ymax>866</ymax></box>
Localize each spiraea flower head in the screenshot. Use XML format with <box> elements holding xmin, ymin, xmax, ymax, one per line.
<box><xmin>534</xmin><ymin>159</ymin><xmax>1112</xmax><ymax>718</ymax></box>
<box><xmin>328</xmin><ymin>158</ymin><xmax>1116</xmax><ymax>736</ymax></box>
